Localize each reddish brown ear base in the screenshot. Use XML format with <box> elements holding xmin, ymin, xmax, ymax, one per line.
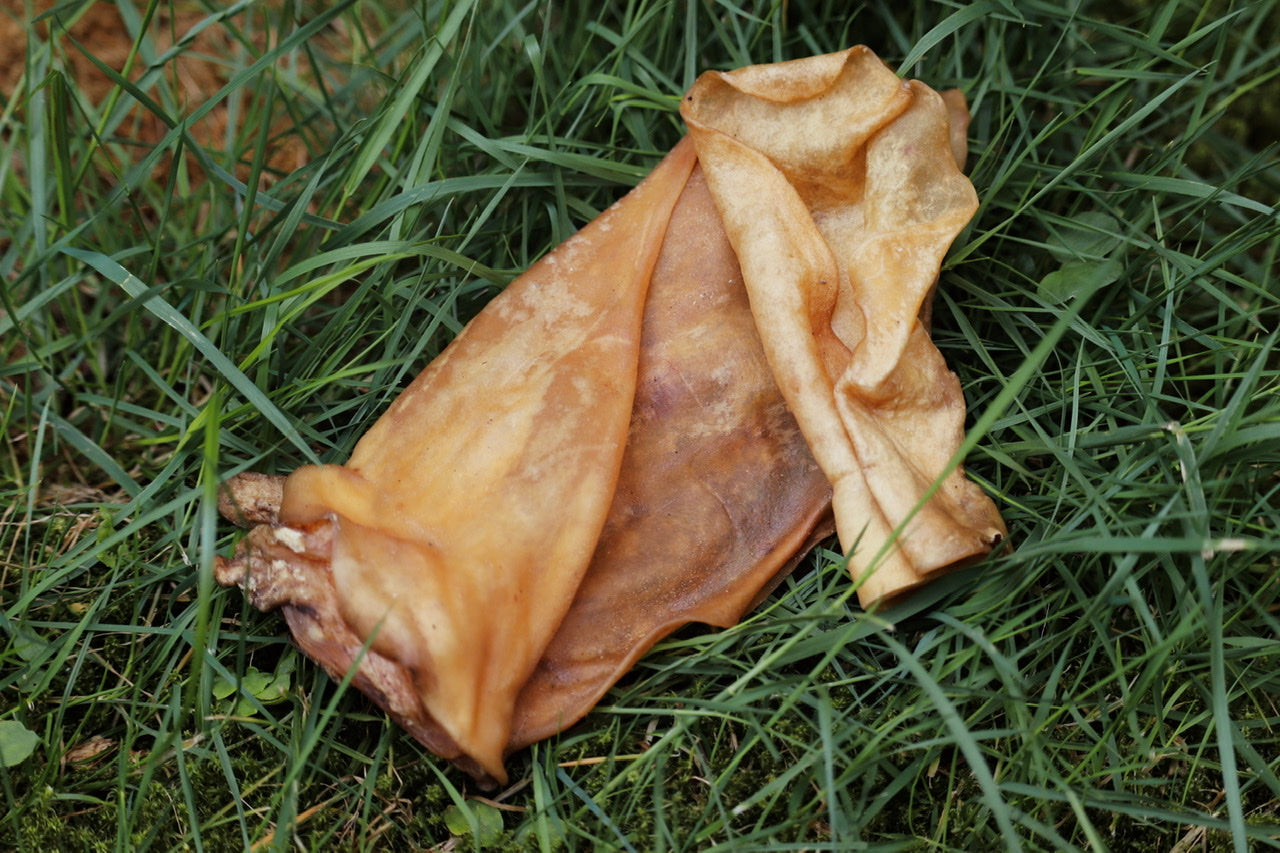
<box><xmin>215</xmin><ymin>46</ymin><xmax>1005</xmax><ymax>787</ymax></box>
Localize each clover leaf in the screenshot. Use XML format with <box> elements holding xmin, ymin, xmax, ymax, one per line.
<box><xmin>0</xmin><ymin>720</ymin><xmax>40</xmax><ymax>768</ymax></box>
<box><xmin>443</xmin><ymin>802</ymin><xmax>504</xmax><ymax>845</ymax></box>
<box><xmin>1039</xmin><ymin>211</ymin><xmax>1125</xmax><ymax>303</ymax></box>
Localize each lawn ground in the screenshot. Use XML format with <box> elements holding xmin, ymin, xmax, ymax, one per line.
<box><xmin>2</xmin><ymin>1</ymin><xmax>1278</xmax><ymax>850</ymax></box>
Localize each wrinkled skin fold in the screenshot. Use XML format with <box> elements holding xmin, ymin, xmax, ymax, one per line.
<box><xmin>681</xmin><ymin>46</ymin><xmax>1005</xmax><ymax>605</ymax></box>
<box><xmin>215</xmin><ymin>46</ymin><xmax>1005</xmax><ymax>787</ymax></box>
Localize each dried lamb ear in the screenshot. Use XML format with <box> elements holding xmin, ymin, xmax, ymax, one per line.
<box><xmin>681</xmin><ymin>46</ymin><xmax>1005</xmax><ymax>606</ymax></box>
<box><xmin>216</xmin><ymin>45</ymin><xmax>1007</xmax><ymax>787</ymax></box>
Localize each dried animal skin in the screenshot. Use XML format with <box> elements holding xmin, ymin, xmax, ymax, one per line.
<box><xmin>216</xmin><ymin>46</ymin><xmax>1005</xmax><ymax>786</ymax></box>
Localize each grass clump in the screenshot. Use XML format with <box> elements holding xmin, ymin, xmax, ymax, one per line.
<box><xmin>3</xmin><ymin>0</ymin><xmax>1278</xmax><ymax>849</ymax></box>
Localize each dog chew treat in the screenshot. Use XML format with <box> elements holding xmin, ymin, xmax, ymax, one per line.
<box><xmin>214</xmin><ymin>46</ymin><xmax>1005</xmax><ymax>787</ymax></box>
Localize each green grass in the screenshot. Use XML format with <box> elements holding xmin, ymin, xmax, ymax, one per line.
<box><xmin>3</xmin><ymin>0</ymin><xmax>1279</xmax><ymax>849</ymax></box>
